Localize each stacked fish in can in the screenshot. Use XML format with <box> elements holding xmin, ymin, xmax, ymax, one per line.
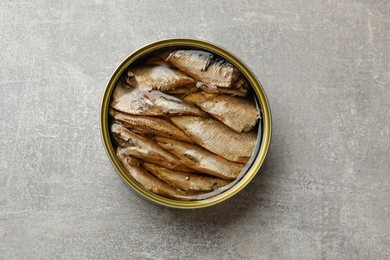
<box><xmin>110</xmin><ymin>49</ymin><xmax>261</xmax><ymax>200</ymax></box>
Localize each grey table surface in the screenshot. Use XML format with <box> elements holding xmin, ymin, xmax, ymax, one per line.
<box><xmin>1</xmin><ymin>1</ymin><xmax>389</xmax><ymax>259</ymax></box>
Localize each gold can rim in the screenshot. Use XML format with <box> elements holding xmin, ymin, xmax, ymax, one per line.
<box><xmin>100</xmin><ymin>38</ymin><xmax>272</xmax><ymax>209</ymax></box>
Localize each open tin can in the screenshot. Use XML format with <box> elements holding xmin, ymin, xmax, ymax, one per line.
<box><xmin>101</xmin><ymin>38</ymin><xmax>271</xmax><ymax>208</ymax></box>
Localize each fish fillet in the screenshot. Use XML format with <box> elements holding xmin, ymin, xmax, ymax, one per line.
<box><xmin>110</xmin><ymin>81</ymin><xmax>206</xmax><ymax>117</ymax></box>
<box><xmin>109</xmin><ymin>108</ymin><xmax>193</xmax><ymax>143</ymax></box>
<box><xmin>143</xmin><ymin>162</ymin><xmax>230</xmax><ymax>191</ymax></box>
<box><xmin>184</xmin><ymin>92</ymin><xmax>259</xmax><ymax>132</ymax></box>
<box><xmin>125</xmin><ymin>65</ymin><xmax>194</xmax><ymax>91</ymax></box>
<box><xmin>112</xmin><ymin>123</ymin><xmax>190</xmax><ymax>171</ymax></box>
<box><xmin>116</xmin><ymin>151</ymin><xmax>183</xmax><ymax>198</ymax></box>
<box><xmin>160</xmin><ymin>50</ymin><xmax>239</xmax><ymax>88</ymax></box>
<box><xmin>155</xmin><ymin>136</ymin><xmax>244</xmax><ymax>180</ymax></box>
<box><xmin>170</xmin><ymin>116</ymin><xmax>258</xmax><ymax>163</ymax></box>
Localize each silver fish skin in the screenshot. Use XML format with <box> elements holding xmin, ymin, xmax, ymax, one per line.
<box><xmin>160</xmin><ymin>50</ymin><xmax>239</xmax><ymax>88</ymax></box>
<box><xmin>112</xmin><ymin>123</ymin><xmax>190</xmax><ymax>171</ymax></box>
<box><xmin>110</xmin><ymin>81</ymin><xmax>206</xmax><ymax>117</ymax></box>
<box><xmin>125</xmin><ymin>65</ymin><xmax>194</xmax><ymax>91</ymax></box>
<box><xmin>184</xmin><ymin>92</ymin><xmax>259</xmax><ymax>133</ymax></box>
<box><xmin>109</xmin><ymin>108</ymin><xmax>193</xmax><ymax>143</ymax></box>
<box><xmin>155</xmin><ymin>136</ymin><xmax>244</xmax><ymax>180</ymax></box>
<box><xmin>143</xmin><ymin>162</ymin><xmax>230</xmax><ymax>191</ymax></box>
<box><xmin>116</xmin><ymin>150</ymin><xmax>183</xmax><ymax>198</ymax></box>
<box><xmin>170</xmin><ymin>116</ymin><xmax>257</xmax><ymax>163</ymax></box>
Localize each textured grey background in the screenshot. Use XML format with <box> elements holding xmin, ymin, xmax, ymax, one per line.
<box><xmin>1</xmin><ymin>0</ymin><xmax>389</xmax><ymax>259</ymax></box>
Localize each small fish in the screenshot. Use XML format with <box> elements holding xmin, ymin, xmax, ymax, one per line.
<box><xmin>125</xmin><ymin>65</ymin><xmax>194</xmax><ymax>91</ymax></box>
<box><xmin>112</xmin><ymin>123</ymin><xmax>190</xmax><ymax>171</ymax></box>
<box><xmin>170</xmin><ymin>116</ymin><xmax>258</xmax><ymax>163</ymax></box>
<box><xmin>155</xmin><ymin>137</ymin><xmax>244</xmax><ymax>180</ymax></box>
<box><xmin>116</xmin><ymin>150</ymin><xmax>183</xmax><ymax>198</ymax></box>
<box><xmin>109</xmin><ymin>108</ymin><xmax>193</xmax><ymax>143</ymax></box>
<box><xmin>160</xmin><ymin>50</ymin><xmax>239</xmax><ymax>88</ymax></box>
<box><xmin>143</xmin><ymin>162</ymin><xmax>230</xmax><ymax>191</ymax></box>
<box><xmin>110</xmin><ymin>81</ymin><xmax>206</xmax><ymax>117</ymax></box>
<box><xmin>184</xmin><ymin>92</ymin><xmax>259</xmax><ymax>132</ymax></box>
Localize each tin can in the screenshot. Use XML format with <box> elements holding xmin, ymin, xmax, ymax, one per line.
<box><xmin>101</xmin><ymin>38</ymin><xmax>271</xmax><ymax>208</ymax></box>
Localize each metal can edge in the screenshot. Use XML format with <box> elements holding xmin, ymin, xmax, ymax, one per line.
<box><xmin>100</xmin><ymin>38</ymin><xmax>272</xmax><ymax>209</ymax></box>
